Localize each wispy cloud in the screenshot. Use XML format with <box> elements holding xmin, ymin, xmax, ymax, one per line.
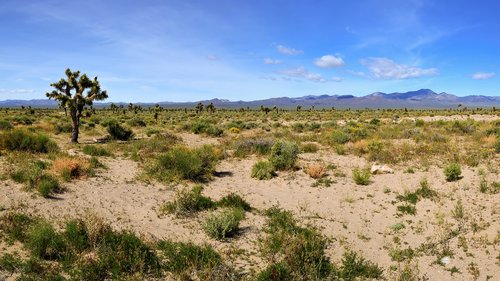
<box><xmin>360</xmin><ymin>57</ymin><xmax>437</xmax><ymax>79</ymax></box>
<box><xmin>472</xmin><ymin>72</ymin><xmax>495</xmax><ymax>80</ymax></box>
<box><xmin>206</xmin><ymin>55</ymin><xmax>219</xmax><ymax>61</ymax></box>
<box><xmin>314</xmin><ymin>55</ymin><xmax>344</xmax><ymax>68</ymax></box>
<box><xmin>276</xmin><ymin>44</ymin><xmax>303</xmax><ymax>55</ymax></box>
<box><xmin>263</xmin><ymin>58</ymin><xmax>282</xmax><ymax>65</ymax></box>
<box><xmin>0</xmin><ymin>88</ymin><xmax>34</xmax><ymax>94</ymax></box>
<box><xmin>279</xmin><ymin>66</ymin><xmax>325</xmax><ymax>82</ymax></box>
<box><xmin>331</xmin><ymin>76</ymin><xmax>343</xmax><ymax>82</ymax></box>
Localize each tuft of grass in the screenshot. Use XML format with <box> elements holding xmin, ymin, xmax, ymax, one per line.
<box><xmin>397</xmin><ymin>204</ymin><xmax>416</xmax><ymax>216</ymax></box>
<box><xmin>336</xmin><ymin>251</ymin><xmax>384</xmax><ymax>280</ymax></box>
<box><xmin>202</xmin><ymin>208</ymin><xmax>244</xmax><ymax>240</ymax></box>
<box><xmin>157</xmin><ymin>240</ymin><xmax>222</xmax><ymax>274</ymax></box>
<box><xmin>269</xmin><ymin>140</ymin><xmax>299</xmax><ymax>171</ymax></box>
<box><xmin>82</xmin><ymin>145</ymin><xmax>111</xmax><ymax>156</ymax></box>
<box><xmin>52</xmin><ymin>157</ymin><xmax>89</xmax><ymax>181</ymax></box>
<box><xmin>217</xmin><ymin>193</ymin><xmax>251</xmax><ymax>211</ymax></box>
<box><xmin>305</xmin><ymin>163</ymin><xmax>327</xmax><ymax>179</ymax></box>
<box><xmin>37</xmin><ymin>174</ymin><xmax>61</xmax><ymax>198</ymax></box>
<box><xmin>160</xmin><ymin>185</ymin><xmax>215</xmax><ymax>217</ymax></box>
<box><xmin>251</xmin><ymin>160</ymin><xmax>275</xmax><ymax>180</ymax></box>
<box><xmin>444</xmin><ymin>163</ymin><xmax>461</xmax><ymax>182</ymax></box>
<box><xmin>26</xmin><ymin>221</ymin><xmax>66</xmax><ymax>260</ymax></box>
<box><xmin>233</xmin><ymin>138</ymin><xmax>273</xmax><ymax>158</ymax></box>
<box><xmin>148</xmin><ymin>145</ymin><xmax>218</xmax><ymax>183</ymax></box>
<box><xmin>301</xmin><ymin>142</ymin><xmax>319</xmax><ymax>153</ymax></box>
<box><xmin>352</xmin><ymin>168</ymin><xmax>371</xmax><ymax>185</ymax></box>
<box><xmin>0</xmin><ymin>129</ymin><xmax>58</xmax><ymax>153</ymax></box>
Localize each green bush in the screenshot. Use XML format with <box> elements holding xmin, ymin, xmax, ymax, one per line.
<box><xmin>335</xmin><ymin>251</ymin><xmax>384</xmax><ymax>280</ymax></box>
<box><xmin>233</xmin><ymin>138</ymin><xmax>273</xmax><ymax>157</ymax></box>
<box><xmin>444</xmin><ymin>163</ymin><xmax>462</xmax><ymax>182</ymax></box>
<box><xmin>82</xmin><ymin>145</ymin><xmax>111</xmax><ymax>156</ymax></box>
<box><xmin>251</xmin><ymin>160</ymin><xmax>275</xmax><ymax>180</ymax></box>
<box><xmin>160</xmin><ymin>185</ymin><xmax>215</xmax><ymax>217</ymax></box>
<box><xmin>352</xmin><ymin>169</ymin><xmax>371</xmax><ymax>185</ymax></box>
<box><xmin>27</xmin><ymin>222</ymin><xmax>66</xmax><ymax>260</ymax></box>
<box><xmin>191</xmin><ymin>120</ymin><xmax>223</xmax><ymax>137</ymax></box>
<box><xmin>53</xmin><ymin>122</ymin><xmax>72</xmax><ymax>134</ymax></box>
<box><xmin>0</xmin><ymin>129</ymin><xmax>58</xmax><ymax>153</ymax></box>
<box><xmin>127</xmin><ymin>117</ymin><xmax>146</xmax><ymax>127</ymax></box>
<box><xmin>0</xmin><ymin>119</ymin><xmax>13</xmax><ymax>130</ymax></box>
<box><xmin>217</xmin><ymin>193</ymin><xmax>251</xmax><ymax>211</ymax></box>
<box><xmin>0</xmin><ymin>212</ymin><xmax>36</xmax><ymax>242</ymax></box>
<box><xmin>269</xmin><ymin>140</ymin><xmax>299</xmax><ymax>171</ymax></box>
<box><xmin>157</xmin><ymin>240</ymin><xmax>222</xmax><ymax>274</ymax></box>
<box><xmin>202</xmin><ymin>208</ymin><xmax>244</xmax><ymax>240</ymax></box>
<box><xmin>37</xmin><ymin>174</ymin><xmax>60</xmax><ymax>198</ymax></box>
<box><xmin>330</xmin><ymin>130</ymin><xmax>350</xmax><ymax>144</ymax></box>
<box><xmin>301</xmin><ymin>142</ymin><xmax>319</xmax><ymax>153</ymax></box>
<box><xmin>150</xmin><ymin>145</ymin><xmax>218</xmax><ymax>182</ymax></box>
<box><xmin>107</xmin><ymin>122</ymin><xmax>134</xmax><ymax>141</ymax></box>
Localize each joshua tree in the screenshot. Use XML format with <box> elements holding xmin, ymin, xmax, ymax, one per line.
<box><xmin>46</xmin><ymin>68</ymin><xmax>108</xmax><ymax>143</ymax></box>
<box><xmin>195</xmin><ymin>102</ymin><xmax>204</xmax><ymax>114</ymax></box>
<box><xmin>206</xmin><ymin>102</ymin><xmax>215</xmax><ymax>113</ymax></box>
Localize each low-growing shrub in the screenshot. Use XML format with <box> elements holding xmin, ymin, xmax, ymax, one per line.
<box><xmin>217</xmin><ymin>193</ymin><xmax>251</xmax><ymax>211</ymax></box>
<box><xmin>107</xmin><ymin>122</ymin><xmax>134</xmax><ymax>141</ymax></box>
<box><xmin>160</xmin><ymin>185</ymin><xmax>215</xmax><ymax>217</ymax></box>
<box><xmin>444</xmin><ymin>163</ymin><xmax>462</xmax><ymax>182</ymax></box>
<box><xmin>127</xmin><ymin>117</ymin><xmax>146</xmax><ymax>127</ymax></box>
<box><xmin>269</xmin><ymin>140</ymin><xmax>299</xmax><ymax>171</ymax></box>
<box><xmin>233</xmin><ymin>138</ymin><xmax>273</xmax><ymax>157</ymax></box>
<box><xmin>352</xmin><ymin>168</ymin><xmax>371</xmax><ymax>185</ymax></box>
<box><xmin>82</xmin><ymin>145</ymin><xmax>111</xmax><ymax>156</ymax></box>
<box><xmin>27</xmin><ymin>222</ymin><xmax>66</xmax><ymax>260</ymax></box>
<box><xmin>336</xmin><ymin>251</ymin><xmax>384</xmax><ymax>280</ymax></box>
<box><xmin>37</xmin><ymin>174</ymin><xmax>60</xmax><ymax>198</ymax></box>
<box><xmin>157</xmin><ymin>240</ymin><xmax>222</xmax><ymax>274</ymax></box>
<box><xmin>53</xmin><ymin>157</ymin><xmax>88</xmax><ymax>181</ymax></box>
<box><xmin>0</xmin><ymin>119</ymin><xmax>13</xmax><ymax>130</ymax></box>
<box><xmin>330</xmin><ymin>130</ymin><xmax>350</xmax><ymax>144</ymax></box>
<box><xmin>495</xmin><ymin>137</ymin><xmax>500</xmax><ymax>153</ymax></box>
<box><xmin>251</xmin><ymin>160</ymin><xmax>275</xmax><ymax>180</ymax></box>
<box><xmin>202</xmin><ymin>208</ymin><xmax>244</xmax><ymax>240</ymax></box>
<box><xmin>305</xmin><ymin>163</ymin><xmax>327</xmax><ymax>179</ymax></box>
<box><xmin>149</xmin><ymin>145</ymin><xmax>218</xmax><ymax>182</ymax></box>
<box><xmin>301</xmin><ymin>142</ymin><xmax>319</xmax><ymax>153</ymax></box>
<box><xmin>0</xmin><ymin>129</ymin><xmax>58</xmax><ymax>153</ymax></box>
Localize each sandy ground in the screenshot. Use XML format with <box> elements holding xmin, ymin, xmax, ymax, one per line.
<box><xmin>0</xmin><ymin>130</ymin><xmax>499</xmax><ymax>280</ymax></box>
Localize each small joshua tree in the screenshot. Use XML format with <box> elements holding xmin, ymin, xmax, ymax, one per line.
<box><xmin>46</xmin><ymin>68</ymin><xmax>108</xmax><ymax>143</ymax></box>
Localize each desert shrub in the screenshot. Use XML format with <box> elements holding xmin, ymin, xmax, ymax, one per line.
<box><xmin>107</xmin><ymin>122</ymin><xmax>134</xmax><ymax>141</ymax></box>
<box><xmin>37</xmin><ymin>174</ymin><xmax>60</xmax><ymax>198</ymax></box>
<box><xmin>397</xmin><ymin>204</ymin><xmax>416</xmax><ymax>215</ymax></box>
<box><xmin>150</xmin><ymin>145</ymin><xmax>218</xmax><ymax>182</ymax></box>
<box><xmin>53</xmin><ymin>157</ymin><xmax>89</xmax><ymax>181</ymax></box>
<box><xmin>53</xmin><ymin>122</ymin><xmax>72</xmax><ymax>134</ymax></box>
<box><xmin>82</xmin><ymin>145</ymin><xmax>111</xmax><ymax>156</ymax></box>
<box><xmin>0</xmin><ymin>119</ymin><xmax>13</xmax><ymax>130</ymax></box>
<box><xmin>415</xmin><ymin>119</ymin><xmax>425</xmax><ymax>127</ymax></box>
<box><xmin>335</xmin><ymin>251</ymin><xmax>384</xmax><ymax>280</ymax></box>
<box><xmin>256</xmin><ymin>262</ymin><xmax>292</xmax><ymax>280</ymax></box>
<box><xmin>63</xmin><ymin>219</ymin><xmax>90</xmax><ymax>253</ymax></box>
<box><xmin>259</xmin><ymin>207</ymin><xmax>332</xmax><ymax>280</ymax></box>
<box><xmin>251</xmin><ymin>160</ymin><xmax>275</xmax><ymax>180</ymax></box>
<box><xmin>495</xmin><ymin>137</ymin><xmax>500</xmax><ymax>153</ymax></box>
<box><xmin>157</xmin><ymin>240</ymin><xmax>222</xmax><ymax>274</ymax></box>
<box><xmin>27</xmin><ymin>222</ymin><xmax>66</xmax><ymax>260</ymax></box>
<box><xmin>305</xmin><ymin>163</ymin><xmax>327</xmax><ymax>179</ymax></box>
<box><xmin>444</xmin><ymin>163</ymin><xmax>462</xmax><ymax>182</ymax></box>
<box><xmin>352</xmin><ymin>168</ymin><xmax>371</xmax><ymax>185</ymax></box>
<box><xmin>127</xmin><ymin>117</ymin><xmax>146</xmax><ymax>127</ymax></box>
<box><xmin>191</xmin><ymin>120</ymin><xmax>223</xmax><ymax>137</ymax></box>
<box><xmin>301</xmin><ymin>142</ymin><xmax>319</xmax><ymax>153</ymax></box>
<box><xmin>217</xmin><ymin>193</ymin><xmax>251</xmax><ymax>211</ymax></box>
<box><xmin>160</xmin><ymin>185</ymin><xmax>215</xmax><ymax>217</ymax></box>
<box><xmin>269</xmin><ymin>140</ymin><xmax>299</xmax><ymax>171</ymax></box>
<box><xmin>202</xmin><ymin>208</ymin><xmax>244</xmax><ymax>240</ymax></box>
<box><xmin>234</xmin><ymin>138</ymin><xmax>274</xmax><ymax>157</ymax></box>
<box><xmin>129</xmin><ymin>133</ymin><xmax>180</xmax><ymax>160</ymax></box>
<box><xmin>0</xmin><ymin>129</ymin><xmax>58</xmax><ymax>153</ymax></box>
<box><xmin>0</xmin><ymin>253</ymin><xmax>23</xmax><ymax>273</ymax></box>
<box><xmin>330</xmin><ymin>130</ymin><xmax>350</xmax><ymax>144</ymax></box>
<box><xmin>145</xmin><ymin>127</ymin><xmax>160</xmax><ymax>137</ymax></box>
<box><xmin>0</xmin><ymin>212</ymin><xmax>37</xmax><ymax>242</ymax></box>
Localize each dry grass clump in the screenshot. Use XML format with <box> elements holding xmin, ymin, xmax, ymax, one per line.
<box><xmin>52</xmin><ymin>157</ymin><xmax>90</xmax><ymax>181</ymax></box>
<box><xmin>305</xmin><ymin>163</ymin><xmax>327</xmax><ymax>179</ymax></box>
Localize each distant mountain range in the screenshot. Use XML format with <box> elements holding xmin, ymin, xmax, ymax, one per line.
<box><xmin>1</xmin><ymin>89</ymin><xmax>499</xmax><ymax>109</ymax></box>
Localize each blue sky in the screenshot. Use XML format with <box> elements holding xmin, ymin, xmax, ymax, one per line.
<box><xmin>0</xmin><ymin>0</ymin><xmax>498</xmax><ymax>102</ymax></box>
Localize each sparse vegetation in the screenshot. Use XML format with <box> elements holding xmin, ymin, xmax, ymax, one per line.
<box><xmin>444</xmin><ymin>163</ymin><xmax>462</xmax><ymax>181</ymax></box>
<box><xmin>352</xmin><ymin>168</ymin><xmax>371</xmax><ymax>185</ymax></box>
<box><xmin>251</xmin><ymin>160</ymin><xmax>275</xmax><ymax>180</ymax></box>
<box><xmin>202</xmin><ymin>208</ymin><xmax>244</xmax><ymax>240</ymax></box>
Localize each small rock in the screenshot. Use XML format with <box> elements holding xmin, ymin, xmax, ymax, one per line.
<box><xmin>370</xmin><ymin>164</ymin><xmax>394</xmax><ymax>174</ymax></box>
<box><xmin>440</xmin><ymin>256</ymin><xmax>450</xmax><ymax>265</ymax></box>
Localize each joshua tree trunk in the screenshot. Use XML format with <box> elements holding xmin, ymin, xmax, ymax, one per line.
<box><xmin>70</xmin><ymin>108</ymin><xmax>79</xmax><ymax>143</ymax></box>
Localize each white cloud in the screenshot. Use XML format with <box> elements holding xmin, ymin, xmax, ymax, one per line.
<box><xmin>360</xmin><ymin>57</ymin><xmax>438</xmax><ymax>79</ymax></box>
<box><xmin>314</xmin><ymin>55</ymin><xmax>345</xmax><ymax>68</ymax></box>
<box><xmin>472</xmin><ymin>72</ymin><xmax>495</xmax><ymax>80</ymax></box>
<box><xmin>279</xmin><ymin>66</ymin><xmax>326</xmax><ymax>82</ymax></box>
<box><xmin>263</xmin><ymin>58</ymin><xmax>282</xmax><ymax>65</ymax></box>
<box><xmin>276</xmin><ymin>44</ymin><xmax>303</xmax><ymax>55</ymax></box>
<box><xmin>0</xmin><ymin>89</ymin><xmax>34</xmax><ymax>94</ymax></box>
<box><xmin>347</xmin><ymin>70</ymin><xmax>366</xmax><ymax>77</ymax></box>
<box><xmin>331</xmin><ymin>76</ymin><xmax>343</xmax><ymax>82</ymax></box>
